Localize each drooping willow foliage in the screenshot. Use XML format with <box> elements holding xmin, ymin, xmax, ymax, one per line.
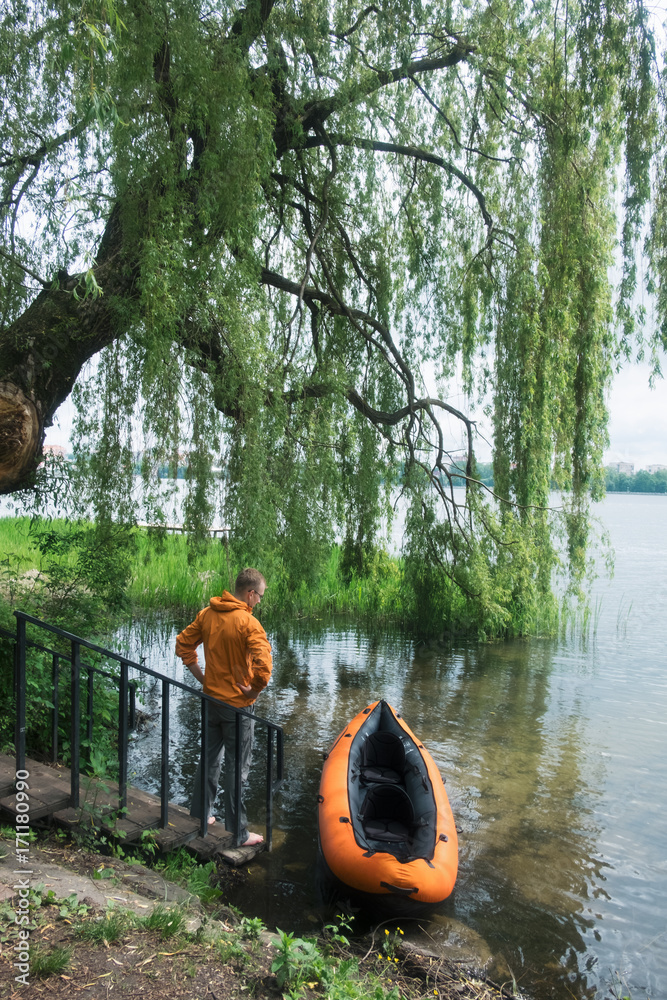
<box><xmin>0</xmin><ymin>0</ymin><xmax>664</xmax><ymax>634</ymax></box>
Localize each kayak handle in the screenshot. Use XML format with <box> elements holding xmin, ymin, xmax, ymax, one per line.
<box><xmin>380</xmin><ymin>881</ymin><xmax>419</xmax><ymax>896</ymax></box>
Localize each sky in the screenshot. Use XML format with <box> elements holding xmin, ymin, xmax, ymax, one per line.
<box><xmin>604</xmin><ymin>360</ymin><xmax>667</xmax><ymax>468</ymax></box>
<box><xmin>43</xmin><ymin>352</ymin><xmax>667</xmax><ymax>471</ymax></box>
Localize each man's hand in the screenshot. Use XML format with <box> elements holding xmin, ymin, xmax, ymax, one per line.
<box><xmin>237</xmin><ymin>682</ymin><xmax>253</xmax><ymax>696</ymax></box>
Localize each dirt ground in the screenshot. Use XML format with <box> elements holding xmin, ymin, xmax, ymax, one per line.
<box><xmin>0</xmin><ymin>836</ymin><xmax>511</xmax><ymax>1000</ymax></box>
<box><xmin>1</xmin><ymin>920</ymin><xmax>276</xmax><ymax>999</ymax></box>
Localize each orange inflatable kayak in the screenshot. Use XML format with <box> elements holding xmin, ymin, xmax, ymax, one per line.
<box><xmin>317</xmin><ymin>700</ymin><xmax>458</xmax><ymax>908</ymax></box>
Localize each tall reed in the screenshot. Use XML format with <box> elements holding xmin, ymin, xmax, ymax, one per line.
<box><xmin>0</xmin><ymin>517</ymin><xmax>408</xmax><ymax>624</ymax></box>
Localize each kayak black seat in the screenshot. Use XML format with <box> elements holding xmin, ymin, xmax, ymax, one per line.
<box><xmin>360</xmin><ymin>731</ymin><xmax>406</xmax><ymax>785</ymax></box>
<box><xmin>360</xmin><ymin>783</ymin><xmax>415</xmax><ymax>844</ymax></box>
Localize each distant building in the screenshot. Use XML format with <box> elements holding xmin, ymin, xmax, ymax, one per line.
<box><xmin>449</xmin><ymin>453</ymin><xmax>468</xmax><ymax>471</ymax></box>
<box><xmin>647</xmin><ymin>464</ymin><xmax>667</xmax><ymax>474</ymax></box>
<box><xmin>611</xmin><ymin>461</ymin><xmax>634</xmax><ymax>475</ymax></box>
<box><xmin>43</xmin><ymin>444</ymin><xmax>66</xmax><ymax>458</ymax></box>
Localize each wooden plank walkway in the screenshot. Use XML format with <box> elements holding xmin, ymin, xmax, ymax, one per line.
<box><xmin>0</xmin><ymin>754</ymin><xmax>263</xmax><ymax>866</ymax></box>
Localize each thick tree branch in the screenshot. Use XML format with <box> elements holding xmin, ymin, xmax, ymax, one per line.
<box><xmin>304</xmin><ymin>133</ymin><xmax>493</xmax><ymax>230</ymax></box>
<box><xmin>230</xmin><ymin>0</ymin><xmax>276</xmax><ymax>38</ymax></box>
<box><xmin>0</xmin><ymin>247</ymin><xmax>49</xmax><ymax>288</ymax></box>
<box><xmin>271</xmin><ymin>46</ymin><xmax>476</xmax><ymax>155</ymax></box>
<box><xmin>261</xmin><ymin>267</ymin><xmax>388</xmax><ymax>337</ymax></box>
<box><xmin>300</xmin><ymin>48</ymin><xmax>476</xmax><ymax>133</ymax></box>
<box><xmin>347</xmin><ymin>388</ymin><xmax>474</xmax><ymax>434</ymax></box>
<box><xmin>260</xmin><ymin>266</ymin><xmax>475</xmax><ymax>446</ymax></box>
<box><xmin>333</xmin><ymin>6</ymin><xmax>381</xmax><ymax>39</ymax></box>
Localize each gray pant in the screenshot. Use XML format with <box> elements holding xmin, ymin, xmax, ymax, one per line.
<box><xmin>190</xmin><ymin>700</ymin><xmax>255</xmax><ymax>846</ymax></box>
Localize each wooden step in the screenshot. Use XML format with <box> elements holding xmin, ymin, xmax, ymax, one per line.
<box><xmin>0</xmin><ymin>754</ymin><xmax>242</xmax><ymax>857</ymax></box>
<box><xmin>0</xmin><ymin>755</ymin><xmax>17</xmax><ymax>799</ymax></box>
<box><xmin>0</xmin><ymin>757</ymin><xmax>71</xmax><ymax>821</ymax></box>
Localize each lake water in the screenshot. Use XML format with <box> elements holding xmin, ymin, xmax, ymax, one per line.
<box><xmin>115</xmin><ymin>493</ymin><xmax>667</xmax><ymax>1000</ymax></box>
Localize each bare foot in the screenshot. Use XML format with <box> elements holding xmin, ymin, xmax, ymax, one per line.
<box><xmin>208</xmin><ymin>816</ymin><xmax>218</xmax><ymax>826</ymax></box>
<box><xmin>240</xmin><ymin>831</ymin><xmax>264</xmax><ymax>846</ymax></box>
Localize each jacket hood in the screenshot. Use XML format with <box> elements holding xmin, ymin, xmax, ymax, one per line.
<box><xmin>209</xmin><ymin>591</ymin><xmax>252</xmax><ymax>614</ymax></box>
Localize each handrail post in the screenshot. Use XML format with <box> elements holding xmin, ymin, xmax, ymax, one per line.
<box><xmin>160</xmin><ymin>680</ymin><xmax>169</xmax><ymax>828</ymax></box>
<box><xmin>199</xmin><ymin>698</ymin><xmax>209</xmax><ymax>838</ymax></box>
<box><xmin>129</xmin><ymin>681</ymin><xmax>137</xmax><ymax>730</ymax></box>
<box><xmin>276</xmin><ymin>726</ymin><xmax>284</xmax><ymax>784</ymax></box>
<box><xmin>118</xmin><ymin>661</ymin><xmax>128</xmax><ymax>811</ymax></box>
<box><xmin>15</xmin><ymin>615</ymin><xmax>27</xmax><ymax>775</ymax></box>
<box><xmin>234</xmin><ymin>710</ymin><xmax>242</xmax><ymax>846</ymax></box>
<box><xmin>86</xmin><ymin>664</ymin><xmax>94</xmax><ymax>747</ymax></box>
<box><xmin>265</xmin><ymin>726</ymin><xmax>274</xmax><ymax>851</ymax></box>
<box><xmin>51</xmin><ymin>653</ymin><xmax>59</xmax><ymax>762</ymax></box>
<box><xmin>70</xmin><ymin>640</ymin><xmax>81</xmax><ymax>807</ymax></box>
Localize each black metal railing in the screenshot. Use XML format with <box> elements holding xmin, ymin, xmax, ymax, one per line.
<box><xmin>0</xmin><ymin>625</ymin><xmax>139</xmax><ymax>764</ymax></box>
<box><xmin>7</xmin><ymin>611</ymin><xmax>283</xmax><ymax>848</ymax></box>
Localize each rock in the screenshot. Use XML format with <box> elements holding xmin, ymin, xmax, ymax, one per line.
<box><xmin>404</xmin><ymin>914</ymin><xmax>500</xmax><ymax>974</ymax></box>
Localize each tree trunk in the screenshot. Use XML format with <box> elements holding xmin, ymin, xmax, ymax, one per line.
<box><xmin>0</xmin><ymin>205</ymin><xmax>135</xmax><ymax>494</ymax></box>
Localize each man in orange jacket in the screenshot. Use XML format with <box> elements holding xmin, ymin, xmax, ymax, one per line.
<box><xmin>175</xmin><ymin>567</ymin><xmax>273</xmax><ymax>846</ymax></box>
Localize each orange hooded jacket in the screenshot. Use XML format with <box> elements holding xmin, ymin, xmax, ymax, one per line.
<box><xmin>175</xmin><ymin>592</ymin><xmax>272</xmax><ymax>708</ymax></box>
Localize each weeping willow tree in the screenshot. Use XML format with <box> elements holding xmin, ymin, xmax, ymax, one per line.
<box><xmin>0</xmin><ymin>0</ymin><xmax>664</xmax><ymax>633</ymax></box>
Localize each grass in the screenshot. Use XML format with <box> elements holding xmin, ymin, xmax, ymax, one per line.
<box><xmin>216</xmin><ymin>933</ymin><xmax>248</xmax><ymax>964</ymax></box>
<box><xmin>130</xmin><ymin>528</ymin><xmax>229</xmax><ymax>611</ymax></box>
<box><xmin>0</xmin><ymin>515</ymin><xmax>409</xmax><ymax>624</ymax></box>
<box><xmin>153</xmin><ymin>847</ymin><xmax>223</xmax><ymax>905</ymax></box>
<box><xmin>139</xmin><ymin>904</ymin><xmax>187</xmax><ymax>939</ymax></box>
<box><xmin>0</xmin><ymin>516</ymin><xmax>51</xmax><ymax>604</ymax></box>
<box><xmin>74</xmin><ymin>903</ymin><xmax>185</xmax><ymax>943</ymax></box>
<box><xmin>74</xmin><ymin>908</ymin><xmax>133</xmax><ymax>944</ymax></box>
<box><xmin>130</xmin><ymin>527</ymin><xmax>409</xmax><ymax>623</ymax></box>
<box><xmin>30</xmin><ymin>944</ymin><xmax>73</xmax><ymax>978</ymax></box>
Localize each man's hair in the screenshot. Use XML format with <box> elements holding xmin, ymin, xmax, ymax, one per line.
<box><xmin>235</xmin><ymin>567</ymin><xmax>266</xmax><ymax>594</ymax></box>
